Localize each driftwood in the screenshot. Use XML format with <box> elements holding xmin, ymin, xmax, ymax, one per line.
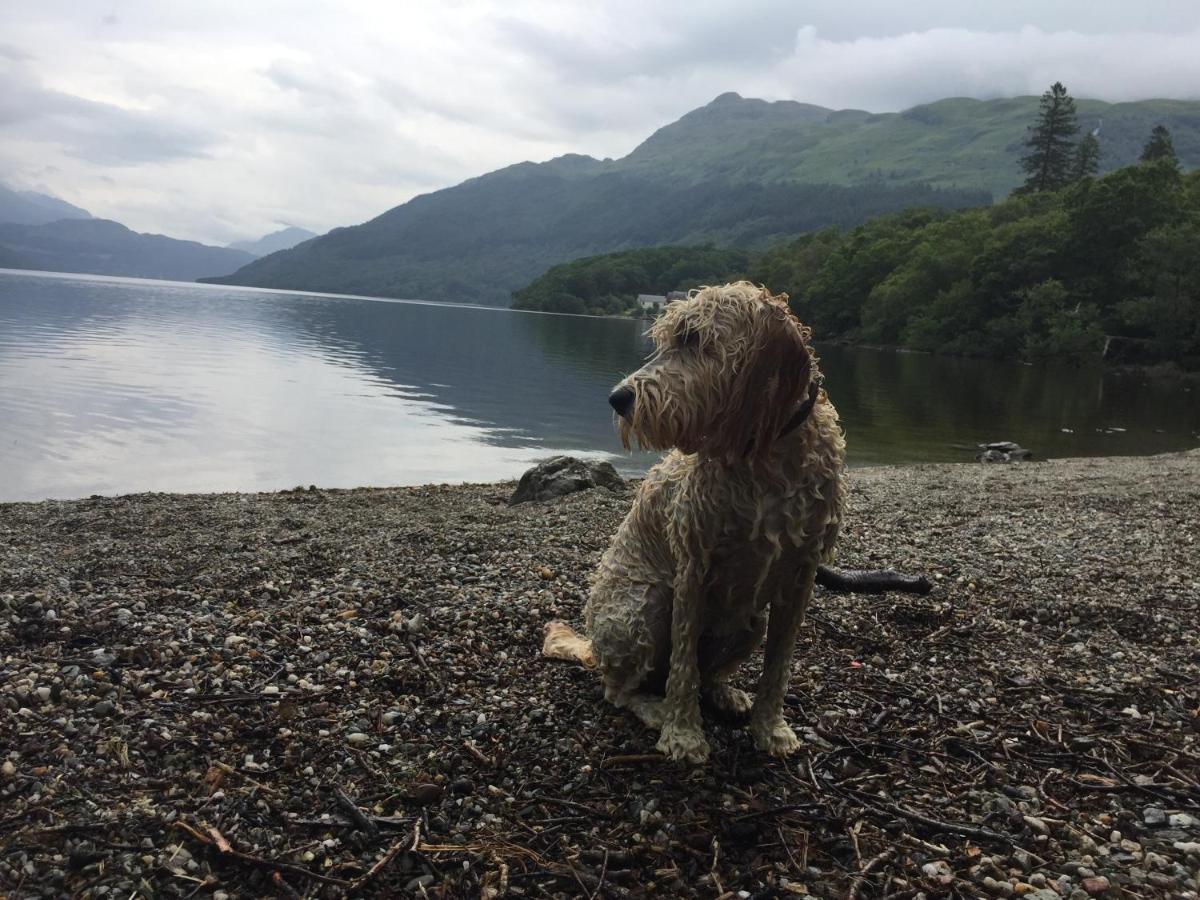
<box><xmin>815</xmin><ymin>565</ymin><xmax>933</xmax><ymax>595</ymax></box>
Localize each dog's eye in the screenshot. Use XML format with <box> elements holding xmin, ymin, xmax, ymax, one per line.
<box><xmin>677</xmin><ymin>330</ymin><xmax>701</xmax><ymax>350</ymax></box>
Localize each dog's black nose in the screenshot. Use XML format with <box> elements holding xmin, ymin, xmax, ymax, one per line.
<box><xmin>608</xmin><ymin>385</ymin><xmax>635</xmax><ymax>418</ymax></box>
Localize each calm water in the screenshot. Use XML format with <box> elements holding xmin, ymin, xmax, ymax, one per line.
<box><xmin>1</xmin><ymin>269</ymin><xmax>1197</xmax><ymax>502</ymax></box>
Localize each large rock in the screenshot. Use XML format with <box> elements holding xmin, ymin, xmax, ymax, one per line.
<box><xmin>509</xmin><ymin>456</ymin><xmax>624</xmax><ymax>504</ymax></box>
<box><xmin>976</xmin><ymin>441</ymin><xmax>1034</xmax><ymax>463</ymax></box>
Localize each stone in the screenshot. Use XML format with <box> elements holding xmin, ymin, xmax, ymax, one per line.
<box><xmin>410</xmin><ymin>783</ymin><xmax>444</xmax><ymax>805</ymax></box>
<box><xmin>1022</xmin><ymin>815</ymin><xmax>1050</xmax><ymax>836</ymax></box>
<box><xmin>975</xmin><ymin>441</ymin><xmax>1034</xmax><ymax>463</ymax></box>
<box><xmin>1143</xmin><ymin>806</ymin><xmax>1166</xmax><ymax>826</ymax></box>
<box><xmin>1080</xmin><ymin>875</ymin><xmax>1110</xmax><ymax>895</ymax></box>
<box><xmin>509</xmin><ymin>456</ymin><xmax>624</xmax><ymax>504</ymax></box>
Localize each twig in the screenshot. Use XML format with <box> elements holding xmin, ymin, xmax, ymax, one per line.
<box><xmin>271</xmin><ymin>871</ymin><xmax>303</xmax><ymax>899</ymax></box>
<box><xmin>335</xmin><ymin>787</ymin><xmax>381</xmax><ymax>839</ymax></box>
<box><xmin>205</xmin><ymin>825</ymin><xmax>233</xmax><ymax>853</ymax></box>
<box><xmin>529</xmin><ymin>793</ymin><xmax>612</xmax><ymax>820</ymax></box>
<box><xmin>846</xmin><ymin>848</ymin><xmax>894</xmax><ymax>900</ymax></box>
<box><xmin>173</xmin><ymin>820</ymin><xmax>351</xmax><ymax>887</ymax></box>
<box><xmin>600</xmin><ymin>754</ymin><xmax>665</xmax><ymax>768</ymax></box>
<box><xmin>463</xmin><ymin>740</ymin><xmax>493</xmax><ymax>768</ymax></box>
<box><xmin>344</xmin><ymin>821</ymin><xmax>417</xmax><ymax>893</ymax></box>
<box><xmin>407</xmin><ymin>638</ymin><xmax>440</xmax><ymax>686</ymax></box>
<box><xmin>589</xmin><ymin>849</ymin><xmax>609</xmax><ymax>900</ymax></box>
<box><xmin>212</xmin><ymin>760</ymin><xmax>280</xmax><ymax>796</ymax></box>
<box><xmin>843</xmin><ymin>789</ymin><xmax>1015</xmax><ymax>847</ymax></box>
<box><xmin>731</xmin><ymin>803</ymin><xmax>829</xmax><ymax>823</ymax></box>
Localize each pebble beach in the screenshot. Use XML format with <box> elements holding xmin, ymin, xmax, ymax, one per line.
<box><xmin>2</xmin><ymin>449</ymin><xmax>1199</xmax><ymax>898</ymax></box>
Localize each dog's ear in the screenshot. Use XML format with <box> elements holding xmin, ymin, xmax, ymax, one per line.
<box><xmin>719</xmin><ymin>295</ymin><xmax>813</xmax><ymax>463</ymax></box>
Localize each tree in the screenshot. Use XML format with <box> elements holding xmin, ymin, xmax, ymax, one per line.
<box><xmin>1019</xmin><ymin>82</ymin><xmax>1080</xmax><ymax>193</ymax></box>
<box><xmin>1073</xmin><ymin>132</ymin><xmax>1100</xmax><ymax>181</ymax></box>
<box><xmin>1140</xmin><ymin>125</ymin><xmax>1179</xmax><ymax>168</ymax></box>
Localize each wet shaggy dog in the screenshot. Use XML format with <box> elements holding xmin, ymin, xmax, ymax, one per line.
<box><xmin>587</xmin><ymin>282</ymin><xmax>845</xmax><ymax>763</ymax></box>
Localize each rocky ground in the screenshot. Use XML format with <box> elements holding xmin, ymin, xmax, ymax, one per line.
<box><xmin>2</xmin><ymin>450</ymin><xmax>1198</xmax><ymax>899</ymax></box>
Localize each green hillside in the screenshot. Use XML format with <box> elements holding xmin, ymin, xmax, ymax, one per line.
<box><xmin>205</xmin><ymin>93</ymin><xmax>1200</xmax><ymax>305</ymax></box>
<box><xmin>622</xmin><ymin>94</ymin><xmax>1200</xmax><ymax>199</ymax></box>
<box><xmin>517</xmin><ymin>161</ymin><xmax>1200</xmax><ymax>369</ymax></box>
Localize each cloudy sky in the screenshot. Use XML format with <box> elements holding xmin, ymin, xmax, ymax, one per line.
<box><xmin>3</xmin><ymin>1</ymin><xmax>1199</xmax><ymax>245</ymax></box>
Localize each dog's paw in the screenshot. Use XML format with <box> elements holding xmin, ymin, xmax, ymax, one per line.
<box><xmin>656</xmin><ymin>722</ymin><xmax>711</xmax><ymax>764</ymax></box>
<box><xmin>750</xmin><ymin>715</ymin><xmax>801</xmax><ymax>757</ymax></box>
<box><xmin>704</xmin><ymin>683</ymin><xmax>754</xmax><ymax>717</ymax></box>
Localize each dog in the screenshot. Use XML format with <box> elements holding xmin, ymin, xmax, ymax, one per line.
<box><xmin>563</xmin><ymin>282</ymin><xmax>846</xmax><ymax>764</ymax></box>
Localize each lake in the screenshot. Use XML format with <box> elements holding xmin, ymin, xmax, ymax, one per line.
<box><xmin>1</xmin><ymin>268</ymin><xmax>1197</xmax><ymax>503</ymax></box>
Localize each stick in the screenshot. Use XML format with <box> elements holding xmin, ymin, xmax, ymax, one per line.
<box><xmin>530</xmin><ymin>793</ymin><xmax>613</xmax><ymax>820</ymax></box>
<box><xmin>335</xmin><ymin>787</ymin><xmax>381</xmax><ymax>839</ymax></box>
<box><xmin>173</xmin><ymin>820</ymin><xmax>352</xmax><ymax>888</ymax></box>
<box><xmin>271</xmin><ymin>871</ymin><xmax>303</xmax><ymax>899</ymax></box>
<box><xmin>816</xmin><ymin>565</ymin><xmax>933</xmax><ymax>595</ymax></box>
<box><xmin>846</xmin><ymin>849</ymin><xmax>894</xmax><ymax>900</ymax></box>
<box><xmin>600</xmin><ymin>754</ymin><xmax>665</xmax><ymax>768</ymax></box>
<box><xmin>463</xmin><ymin>740</ymin><xmax>493</xmax><ymax>768</ymax></box>
<box><xmin>844</xmin><ymin>790</ymin><xmax>1014</xmax><ymax>846</ymax></box>
<box><xmin>345</xmin><ymin>823</ymin><xmax>416</xmax><ymax>893</ymax></box>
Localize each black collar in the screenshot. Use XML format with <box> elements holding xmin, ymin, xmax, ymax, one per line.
<box><xmin>777</xmin><ymin>380</ymin><xmax>821</xmax><ymax>440</ymax></box>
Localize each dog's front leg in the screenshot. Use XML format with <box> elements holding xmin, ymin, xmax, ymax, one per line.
<box><xmin>656</xmin><ymin>545</ymin><xmax>711</xmax><ymax>764</ymax></box>
<box><xmin>749</xmin><ymin>562</ymin><xmax>816</xmax><ymax>756</ymax></box>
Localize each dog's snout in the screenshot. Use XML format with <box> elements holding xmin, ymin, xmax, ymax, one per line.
<box><xmin>608</xmin><ymin>385</ymin><xmax>635</xmax><ymax>418</ymax></box>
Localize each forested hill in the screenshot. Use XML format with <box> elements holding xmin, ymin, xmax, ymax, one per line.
<box><xmin>517</xmin><ymin>161</ymin><xmax>1200</xmax><ymax>370</ymax></box>
<box><xmin>622</xmin><ymin>93</ymin><xmax>1200</xmax><ymax>199</ymax></box>
<box><xmin>203</xmin><ymin>93</ymin><xmax>1200</xmax><ymax>306</ymax></box>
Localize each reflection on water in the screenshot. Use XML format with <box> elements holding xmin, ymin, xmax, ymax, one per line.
<box><xmin>0</xmin><ymin>269</ymin><xmax>1197</xmax><ymax>502</ymax></box>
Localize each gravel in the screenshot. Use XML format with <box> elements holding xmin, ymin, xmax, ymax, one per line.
<box><xmin>1</xmin><ymin>449</ymin><xmax>1198</xmax><ymax>898</ymax></box>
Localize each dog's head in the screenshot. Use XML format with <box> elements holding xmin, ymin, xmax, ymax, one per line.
<box><xmin>609</xmin><ymin>282</ymin><xmax>817</xmax><ymax>463</ymax></box>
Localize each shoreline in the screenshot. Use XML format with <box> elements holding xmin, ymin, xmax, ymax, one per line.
<box><xmin>5</xmin><ymin>446</ymin><xmax>1200</xmax><ymax>509</ymax></box>
<box><xmin>2</xmin><ymin>449</ymin><xmax>1198</xmax><ymax>897</ymax></box>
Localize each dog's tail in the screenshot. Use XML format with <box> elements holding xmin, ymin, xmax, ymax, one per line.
<box><xmin>542</xmin><ymin>621</ymin><xmax>597</xmax><ymax>668</ymax></box>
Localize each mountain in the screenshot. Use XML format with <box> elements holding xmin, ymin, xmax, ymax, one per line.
<box><xmin>228</xmin><ymin>225</ymin><xmax>319</xmax><ymax>256</ymax></box>
<box><xmin>0</xmin><ymin>218</ymin><xmax>256</xmax><ymax>282</ymax></box>
<box><xmin>621</xmin><ymin>93</ymin><xmax>1200</xmax><ymax>199</ymax></box>
<box><xmin>204</xmin><ymin>93</ymin><xmax>1200</xmax><ymax>306</ymax></box>
<box><xmin>0</xmin><ymin>184</ymin><xmax>92</xmax><ymax>226</ymax></box>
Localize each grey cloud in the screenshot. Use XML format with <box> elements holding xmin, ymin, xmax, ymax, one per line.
<box><xmin>491</xmin><ymin>0</ymin><xmax>802</xmax><ymax>85</ymax></box>
<box><xmin>0</xmin><ymin>60</ymin><xmax>216</xmax><ymax>165</ymax></box>
<box><xmin>3</xmin><ymin>1</ymin><xmax>1199</xmax><ymax>245</ymax></box>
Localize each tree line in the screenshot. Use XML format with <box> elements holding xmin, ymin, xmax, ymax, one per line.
<box><xmin>515</xmin><ymin>84</ymin><xmax>1198</xmax><ymax>370</ymax></box>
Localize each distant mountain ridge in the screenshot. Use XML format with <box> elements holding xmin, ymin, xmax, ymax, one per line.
<box><xmin>229</xmin><ymin>225</ymin><xmax>318</xmax><ymax>257</ymax></box>
<box><xmin>204</xmin><ymin>92</ymin><xmax>1200</xmax><ymax>306</ymax></box>
<box><xmin>0</xmin><ymin>218</ymin><xmax>255</xmax><ymax>282</ymax></box>
<box><xmin>0</xmin><ymin>184</ymin><xmax>92</xmax><ymax>226</ymax></box>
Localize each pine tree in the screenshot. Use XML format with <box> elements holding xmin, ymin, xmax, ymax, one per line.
<box><xmin>1073</xmin><ymin>132</ymin><xmax>1100</xmax><ymax>181</ymax></box>
<box><xmin>1019</xmin><ymin>82</ymin><xmax>1079</xmax><ymax>193</ymax></box>
<box><xmin>1140</xmin><ymin>124</ymin><xmax>1179</xmax><ymax>168</ymax></box>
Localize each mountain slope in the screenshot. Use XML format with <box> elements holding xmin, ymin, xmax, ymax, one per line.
<box><xmin>621</xmin><ymin>94</ymin><xmax>1200</xmax><ymax>199</ymax></box>
<box><xmin>0</xmin><ymin>184</ymin><xmax>92</xmax><ymax>226</ymax></box>
<box><xmin>229</xmin><ymin>225</ymin><xmax>318</xmax><ymax>256</ymax></box>
<box><xmin>205</xmin><ymin>93</ymin><xmax>1200</xmax><ymax>306</ymax></box>
<box><xmin>0</xmin><ymin>219</ymin><xmax>256</xmax><ymax>282</ymax></box>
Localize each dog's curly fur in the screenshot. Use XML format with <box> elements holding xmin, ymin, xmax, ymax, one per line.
<box><xmin>586</xmin><ymin>282</ymin><xmax>845</xmax><ymax>763</ymax></box>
